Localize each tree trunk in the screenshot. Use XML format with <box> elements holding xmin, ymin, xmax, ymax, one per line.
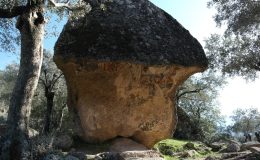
<box><xmin>0</xmin><ymin>6</ymin><xmax>44</xmax><ymax>160</ymax></box>
<box><xmin>43</xmin><ymin>91</ymin><xmax>54</xmax><ymax>134</ymax></box>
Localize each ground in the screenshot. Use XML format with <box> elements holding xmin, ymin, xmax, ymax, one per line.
<box><xmin>154</xmin><ymin>139</ymin><xmax>221</xmax><ymax>160</ymax></box>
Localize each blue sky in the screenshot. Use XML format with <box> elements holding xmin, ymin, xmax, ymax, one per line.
<box><xmin>0</xmin><ymin>0</ymin><xmax>219</xmax><ymax>70</ymax></box>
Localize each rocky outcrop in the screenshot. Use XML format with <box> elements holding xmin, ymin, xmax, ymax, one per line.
<box><xmin>241</xmin><ymin>141</ymin><xmax>260</xmax><ymax>151</ymax></box>
<box><xmin>54</xmin><ymin>0</ymin><xmax>207</xmax><ymax>148</ymax></box>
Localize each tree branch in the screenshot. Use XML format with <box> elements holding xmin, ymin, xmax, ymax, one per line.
<box><xmin>253</xmin><ymin>62</ymin><xmax>260</xmax><ymax>71</ymax></box>
<box><xmin>0</xmin><ymin>6</ymin><xmax>27</xmax><ymax>18</ymax></box>
<box><xmin>50</xmin><ymin>73</ymin><xmax>63</xmax><ymax>91</ymax></box>
<box><xmin>48</xmin><ymin>0</ymin><xmax>72</xmax><ymax>10</ymax></box>
<box><xmin>177</xmin><ymin>87</ymin><xmax>206</xmax><ymax>102</ymax></box>
<box><xmin>48</xmin><ymin>0</ymin><xmax>89</xmax><ymax>11</ymax></box>
<box><xmin>39</xmin><ymin>77</ymin><xmax>47</xmax><ymax>88</ymax></box>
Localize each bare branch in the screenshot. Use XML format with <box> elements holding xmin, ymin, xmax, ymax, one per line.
<box><xmin>39</xmin><ymin>77</ymin><xmax>47</xmax><ymax>88</ymax></box>
<box><xmin>48</xmin><ymin>0</ymin><xmax>87</xmax><ymax>11</ymax></box>
<box><xmin>0</xmin><ymin>6</ymin><xmax>27</xmax><ymax>18</ymax></box>
<box><xmin>50</xmin><ymin>73</ymin><xmax>63</xmax><ymax>91</ymax></box>
<box><xmin>176</xmin><ymin>87</ymin><xmax>206</xmax><ymax>102</ymax></box>
<box><xmin>48</xmin><ymin>0</ymin><xmax>72</xmax><ymax>10</ymax></box>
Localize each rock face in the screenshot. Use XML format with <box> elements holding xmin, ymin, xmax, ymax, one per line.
<box><xmin>54</xmin><ymin>0</ymin><xmax>208</xmax><ymax>148</ymax></box>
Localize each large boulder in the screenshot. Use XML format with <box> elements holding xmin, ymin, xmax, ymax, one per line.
<box><xmin>54</xmin><ymin>0</ymin><xmax>207</xmax><ymax>148</ymax></box>
<box><xmin>225</xmin><ymin>143</ymin><xmax>240</xmax><ymax>152</ymax></box>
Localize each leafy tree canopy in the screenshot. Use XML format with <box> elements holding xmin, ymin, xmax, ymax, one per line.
<box><xmin>0</xmin><ymin>0</ymin><xmax>89</xmax><ymax>53</ymax></box>
<box><xmin>230</xmin><ymin>107</ymin><xmax>260</xmax><ymax>134</ymax></box>
<box><xmin>175</xmin><ymin>69</ymin><xmax>226</xmax><ymax>141</ymax></box>
<box><xmin>207</xmin><ymin>0</ymin><xmax>260</xmax><ymax>78</ymax></box>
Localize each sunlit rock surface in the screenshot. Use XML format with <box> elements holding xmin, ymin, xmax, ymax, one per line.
<box><xmin>54</xmin><ymin>0</ymin><xmax>207</xmax><ymax>148</ymax></box>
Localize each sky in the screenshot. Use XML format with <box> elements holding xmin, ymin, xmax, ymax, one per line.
<box><xmin>0</xmin><ymin>0</ymin><xmax>260</xmax><ymax>118</ymax></box>
<box><xmin>149</xmin><ymin>0</ymin><xmax>260</xmax><ymax>117</ymax></box>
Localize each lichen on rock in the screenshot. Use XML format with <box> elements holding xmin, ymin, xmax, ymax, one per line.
<box><xmin>54</xmin><ymin>0</ymin><xmax>208</xmax><ymax>148</ymax></box>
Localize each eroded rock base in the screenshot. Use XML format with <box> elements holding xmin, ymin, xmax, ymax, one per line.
<box><xmin>56</xmin><ymin>59</ymin><xmax>203</xmax><ymax>148</ymax></box>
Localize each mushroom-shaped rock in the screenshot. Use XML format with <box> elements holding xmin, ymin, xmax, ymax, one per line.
<box><xmin>54</xmin><ymin>0</ymin><xmax>208</xmax><ymax>148</ymax></box>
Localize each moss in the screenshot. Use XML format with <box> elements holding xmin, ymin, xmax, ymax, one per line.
<box><xmin>154</xmin><ymin>139</ymin><xmax>220</xmax><ymax>160</ymax></box>
<box><xmin>154</xmin><ymin>139</ymin><xmax>189</xmax><ymax>152</ymax></box>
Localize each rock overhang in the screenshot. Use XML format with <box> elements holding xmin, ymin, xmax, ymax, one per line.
<box><xmin>54</xmin><ymin>0</ymin><xmax>208</xmax><ymax>68</ymax></box>
<box><xmin>53</xmin><ymin>0</ymin><xmax>208</xmax><ymax>148</ymax></box>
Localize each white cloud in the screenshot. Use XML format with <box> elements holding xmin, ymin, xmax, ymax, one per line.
<box><xmin>219</xmin><ymin>77</ymin><xmax>260</xmax><ymax>116</ymax></box>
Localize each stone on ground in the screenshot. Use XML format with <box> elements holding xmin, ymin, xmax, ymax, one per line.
<box><xmin>210</xmin><ymin>142</ymin><xmax>225</xmax><ymax>152</ymax></box>
<box><xmin>184</xmin><ymin>142</ymin><xmax>196</xmax><ymax>150</ymax></box>
<box><xmin>225</xmin><ymin>143</ymin><xmax>240</xmax><ymax>152</ymax></box>
<box><xmin>249</xmin><ymin>147</ymin><xmax>260</xmax><ymax>153</ymax></box>
<box><xmin>241</xmin><ymin>141</ymin><xmax>260</xmax><ymax>151</ymax></box>
<box><xmin>221</xmin><ymin>151</ymin><xmax>251</xmax><ymax>159</ymax></box>
<box><xmin>109</xmin><ymin>138</ymin><xmax>147</xmax><ymax>152</ymax></box>
<box><xmin>180</xmin><ymin>150</ymin><xmax>199</xmax><ymax>158</ymax></box>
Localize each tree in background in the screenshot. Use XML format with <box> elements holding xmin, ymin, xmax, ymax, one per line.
<box><xmin>174</xmin><ymin>69</ymin><xmax>225</xmax><ymax>141</ymax></box>
<box><xmin>39</xmin><ymin>50</ymin><xmax>65</xmax><ymax>134</ymax></box>
<box><xmin>0</xmin><ymin>63</ymin><xmax>19</xmax><ymax>122</ymax></box>
<box><xmin>206</xmin><ymin>0</ymin><xmax>260</xmax><ymax>78</ymax></box>
<box><xmin>230</xmin><ymin>108</ymin><xmax>260</xmax><ymax>135</ymax></box>
<box><xmin>0</xmin><ymin>56</ymin><xmax>69</xmax><ymax>131</ymax></box>
<box><xmin>0</xmin><ymin>0</ymin><xmax>90</xmax><ymax>158</ymax></box>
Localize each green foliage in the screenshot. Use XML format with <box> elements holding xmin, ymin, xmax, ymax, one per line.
<box><xmin>0</xmin><ymin>0</ymin><xmax>88</xmax><ymax>53</ymax></box>
<box><xmin>230</xmin><ymin>107</ymin><xmax>260</xmax><ymax>134</ymax></box>
<box><xmin>208</xmin><ymin>0</ymin><xmax>259</xmax><ymax>35</ymax></box>
<box><xmin>0</xmin><ymin>0</ymin><xmax>23</xmax><ymax>52</ymax></box>
<box><xmin>175</xmin><ymin>69</ymin><xmax>225</xmax><ymax>141</ymax></box>
<box><xmin>155</xmin><ymin>139</ymin><xmax>216</xmax><ymax>160</ymax></box>
<box><xmin>0</xmin><ymin>63</ymin><xmax>19</xmax><ymax>105</ymax></box>
<box><xmin>205</xmin><ymin>33</ymin><xmax>260</xmax><ymax>79</ymax></box>
<box><xmin>0</xmin><ymin>52</ymin><xmax>73</xmax><ymax>133</ymax></box>
<box><xmin>155</xmin><ymin>139</ymin><xmax>189</xmax><ymax>153</ymax></box>
<box><xmin>207</xmin><ymin>0</ymin><xmax>260</xmax><ymax>78</ymax></box>
<box><xmin>30</xmin><ymin>50</ymin><xmax>70</xmax><ymax>134</ymax></box>
<box><xmin>0</xmin><ymin>63</ymin><xmax>19</xmax><ymax>122</ymax></box>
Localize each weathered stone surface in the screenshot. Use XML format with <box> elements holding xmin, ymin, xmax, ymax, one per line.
<box><xmin>119</xmin><ymin>150</ymin><xmax>163</xmax><ymax>160</ymax></box>
<box><xmin>54</xmin><ymin>0</ymin><xmax>207</xmax><ymax>148</ymax></box>
<box><xmin>96</xmin><ymin>150</ymin><xmax>163</xmax><ymax>160</ymax></box>
<box><xmin>110</xmin><ymin>138</ymin><xmax>148</xmax><ymax>152</ymax></box>
<box><xmin>241</xmin><ymin>141</ymin><xmax>260</xmax><ymax>151</ymax></box>
<box><xmin>55</xmin><ymin>0</ymin><xmax>207</xmax><ymax>67</ymax></box>
<box><xmin>250</xmin><ymin>147</ymin><xmax>260</xmax><ymax>153</ymax></box>
<box><xmin>184</xmin><ymin>142</ymin><xmax>196</xmax><ymax>150</ymax></box>
<box><xmin>210</xmin><ymin>142</ymin><xmax>225</xmax><ymax>152</ymax></box>
<box><xmin>225</xmin><ymin>143</ymin><xmax>240</xmax><ymax>153</ymax></box>
<box><xmin>180</xmin><ymin>150</ymin><xmax>199</xmax><ymax>158</ymax></box>
<box><xmin>205</xmin><ymin>156</ymin><xmax>219</xmax><ymax>160</ymax></box>
<box><xmin>54</xmin><ymin>61</ymin><xmax>203</xmax><ymax>147</ymax></box>
<box><xmin>221</xmin><ymin>151</ymin><xmax>251</xmax><ymax>159</ymax></box>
